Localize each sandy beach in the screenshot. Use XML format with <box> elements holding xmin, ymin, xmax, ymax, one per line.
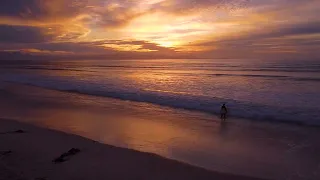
<box><xmin>0</xmin><ymin>0</ymin><xmax>320</xmax><ymax>179</ymax></box>
<box><xmin>1</xmin><ymin>83</ymin><xmax>320</xmax><ymax>180</ymax></box>
<box><xmin>0</xmin><ymin>118</ymin><xmax>266</xmax><ymax>180</ymax></box>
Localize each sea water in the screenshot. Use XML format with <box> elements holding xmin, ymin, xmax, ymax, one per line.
<box><xmin>1</xmin><ymin>58</ymin><xmax>319</xmax><ymax>125</ymax></box>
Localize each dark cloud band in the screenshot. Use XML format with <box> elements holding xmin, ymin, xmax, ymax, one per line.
<box><xmin>0</xmin><ymin>25</ymin><xmax>55</xmax><ymax>43</ymax></box>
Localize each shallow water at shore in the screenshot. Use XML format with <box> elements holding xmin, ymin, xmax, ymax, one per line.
<box><xmin>1</xmin><ymin>83</ymin><xmax>320</xmax><ymax>180</ymax></box>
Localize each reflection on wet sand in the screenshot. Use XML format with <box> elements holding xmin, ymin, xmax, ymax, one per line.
<box><xmin>219</xmin><ymin>121</ymin><xmax>229</xmax><ymax>136</ymax></box>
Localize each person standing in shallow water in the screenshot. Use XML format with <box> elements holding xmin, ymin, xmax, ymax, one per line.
<box><xmin>220</xmin><ymin>104</ymin><xmax>228</xmax><ymax>121</ymax></box>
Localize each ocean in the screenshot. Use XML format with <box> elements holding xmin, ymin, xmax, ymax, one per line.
<box><xmin>1</xmin><ymin>58</ymin><xmax>320</xmax><ymax>180</ymax></box>
<box><xmin>1</xmin><ymin>58</ymin><xmax>320</xmax><ymax>125</ymax></box>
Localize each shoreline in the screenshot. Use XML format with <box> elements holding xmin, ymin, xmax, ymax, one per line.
<box><xmin>1</xmin><ymin>82</ymin><xmax>320</xmax><ymax>180</ymax></box>
<box><xmin>2</xmin><ymin>81</ymin><xmax>320</xmax><ymax>128</ymax></box>
<box><xmin>0</xmin><ymin>118</ymin><xmax>265</xmax><ymax>180</ymax></box>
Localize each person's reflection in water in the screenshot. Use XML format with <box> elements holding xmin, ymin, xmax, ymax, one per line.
<box><xmin>219</xmin><ymin>120</ymin><xmax>228</xmax><ymax>136</ymax></box>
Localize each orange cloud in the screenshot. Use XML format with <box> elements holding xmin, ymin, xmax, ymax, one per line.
<box><xmin>0</xmin><ymin>0</ymin><xmax>319</xmax><ymax>59</ymax></box>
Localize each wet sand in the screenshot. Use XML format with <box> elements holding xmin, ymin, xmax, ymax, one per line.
<box><xmin>0</xmin><ymin>118</ymin><xmax>265</xmax><ymax>180</ymax></box>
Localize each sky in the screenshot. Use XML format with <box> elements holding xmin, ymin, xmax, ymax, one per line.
<box><xmin>0</xmin><ymin>0</ymin><xmax>319</xmax><ymax>60</ymax></box>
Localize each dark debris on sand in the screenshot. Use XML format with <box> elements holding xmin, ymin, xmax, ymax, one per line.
<box><xmin>0</xmin><ymin>150</ymin><xmax>12</xmax><ymax>156</ymax></box>
<box><xmin>0</xmin><ymin>129</ymin><xmax>27</xmax><ymax>135</ymax></box>
<box><xmin>14</xmin><ymin>130</ymin><xmax>26</xmax><ymax>133</ymax></box>
<box><xmin>53</xmin><ymin>148</ymin><xmax>81</xmax><ymax>164</ymax></box>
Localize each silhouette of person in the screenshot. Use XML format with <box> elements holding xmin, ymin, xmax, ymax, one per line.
<box><xmin>220</xmin><ymin>104</ymin><xmax>228</xmax><ymax>121</ymax></box>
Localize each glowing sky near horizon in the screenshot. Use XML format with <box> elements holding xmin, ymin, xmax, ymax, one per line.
<box><xmin>0</xmin><ymin>0</ymin><xmax>319</xmax><ymax>59</ymax></box>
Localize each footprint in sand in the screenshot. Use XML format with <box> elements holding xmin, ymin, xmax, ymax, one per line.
<box><xmin>35</xmin><ymin>177</ymin><xmax>47</xmax><ymax>180</ymax></box>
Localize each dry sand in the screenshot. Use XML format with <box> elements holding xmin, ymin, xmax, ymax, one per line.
<box><xmin>0</xmin><ymin>118</ymin><xmax>265</xmax><ymax>180</ymax></box>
